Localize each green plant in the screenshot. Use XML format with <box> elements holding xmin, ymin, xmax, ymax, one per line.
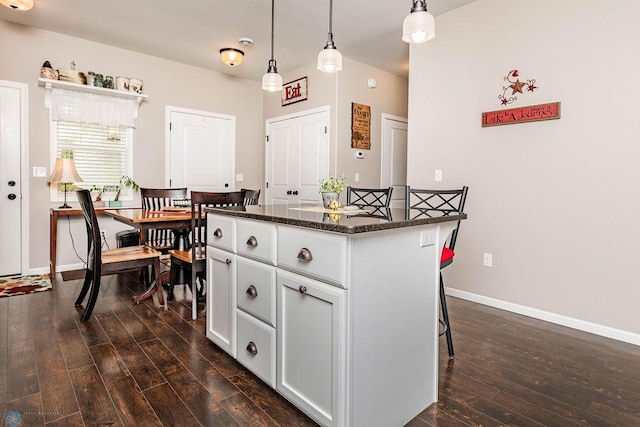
<box><xmin>89</xmin><ymin>185</ymin><xmax>107</xmax><ymax>201</ymax></box>
<box><xmin>318</xmin><ymin>175</ymin><xmax>347</xmax><ymax>194</ymax></box>
<box><xmin>114</xmin><ymin>175</ymin><xmax>140</xmax><ymax>201</ymax></box>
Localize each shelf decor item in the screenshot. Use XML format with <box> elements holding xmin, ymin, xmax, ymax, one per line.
<box><xmin>319</xmin><ymin>174</ymin><xmax>347</xmax><ymax>209</ymax></box>
<box><xmin>108</xmin><ymin>175</ymin><xmax>139</xmax><ymax>207</ymax></box>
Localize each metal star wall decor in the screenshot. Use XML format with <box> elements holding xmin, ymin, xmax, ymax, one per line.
<box><xmin>498</xmin><ymin>69</ymin><xmax>538</xmax><ymax>105</ymax></box>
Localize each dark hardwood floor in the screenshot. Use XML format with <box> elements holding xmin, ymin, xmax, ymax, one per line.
<box><xmin>1</xmin><ymin>272</ymin><xmax>639</xmax><ymax>426</ymax></box>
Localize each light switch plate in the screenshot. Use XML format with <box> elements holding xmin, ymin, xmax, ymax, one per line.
<box><xmin>236</xmin><ymin>173</ymin><xmax>244</xmax><ymax>182</ymax></box>
<box><xmin>33</xmin><ymin>166</ymin><xmax>47</xmax><ymax>177</ymax></box>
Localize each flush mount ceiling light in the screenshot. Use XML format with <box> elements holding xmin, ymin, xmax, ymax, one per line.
<box><xmin>0</xmin><ymin>0</ymin><xmax>33</xmax><ymax>10</ymax></box>
<box><xmin>402</xmin><ymin>0</ymin><xmax>436</xmax><ymax>44</ymax></box>
<box><xmin>219</xmin><ymin>48</ymin><xmax>244</xmax><ymax>66</ymax></box>
<box><xmin>317</xmin><ymin>0</ymin><xmax>342</xmax><ymax>73</ymax></box>
<box><xmin>262</xmin><ymin>0</ymin><xmax>283</xmax><ymax>92</ymax></box>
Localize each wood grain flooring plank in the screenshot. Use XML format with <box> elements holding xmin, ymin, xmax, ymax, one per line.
<box><xmin>143</xmin><ymin>383</ymin><xmax>200</xmax><ymax>427</ymax></box>
<box><xmin>434</xmin><ymin>391</ymin><xmax>505</xmax><ymax>427</ymax></box>
<box><xmin>228</xmin><ymin>370</ymin><xmax>315</xmax><ymax>426</ymax></box>
<box><xmin>69</xmin><ymin>365</ymin><xmax>122</xmax><ymax>426</ymax></box>
<box><xmin>156</xmin><ymin>310</ymin><xmax>244</xmax><ymax>379</ymax></box>
<box><xmin>89</xmin><ymin>342</ymin><xmax>162</xmax><ymax>426</ymax></box>
<box><xmin>113</xmin><ymin>307</ymin><xmax>158</xmax><ymax>344</ymax></box>
<box><xmin>44</xmin><ymin>412</ymin><xmax>84</xmax><ymax>426</ymax></box>
<box><xmin>414</xmin><ymin>404</ymin><xmax>473</xmax><ymax>426</ymax></box>
<box><xmin>0</xmin><ymin>297</ymin><xmax>8</xmax><ymax>405</ymax></box>
<box><xmin>97</xmin><ymin>315</ymin><xmax>165</xmax><ymax>391</ymax></box>
<box><xmin>220</xmin><ymin>391</ymin><xmax>279</xmax><ymax>426</ymax></box>
<box><xmin>139</xmin><ymin>338</ymin><xmax>238</xmax><ymax>426</ymax></box>
<box><xmin>145</xmin><ymin>320</ymin><xmax>240</xmax><ymax>400</ymax></box>
<box><xmin>6</xmin><ymin>295</ymin><xmax>39</xmax><ymax>401</ymax></box>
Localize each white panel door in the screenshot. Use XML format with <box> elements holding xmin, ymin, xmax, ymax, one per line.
<box><xmin>168</xmin><ymin>109</ymin><xmax>235</xmax><ymax>192</ymax></box>
<box><xmin>0</xmin><ymin>84</ymin><xmax>23</xmax><ymax>276</ymax></box>
<box><xmin>381</xmin><ymin>114</ymin><xmax>408</xmax><ymax>208</ymax></box>
<box><xmin>265</xmin><ymin>107</ymin><xmax>329</xmax><ymax>206</ymax></box>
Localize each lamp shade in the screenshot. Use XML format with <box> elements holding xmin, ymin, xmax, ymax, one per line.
<box><xmin>402</xmin><ymin>8</ymin><xmax>436</xmax><ymax>43</ymax></box>
<box><xmin>262</xmin><ymin>71</ymin><xmax>283</xmax><ymax>92</ymax></box>
<box><xmin>317</xmin><ymin>47</ymin><xmax>343</xmax><ymax>73</ymax></box>
<box><xmin>219</xmin><ymin>48</ymin><xmax>244</xmax><ymax>66</ymax></box>
<box><xmin>0</xmin><ymin>0</ymin><xmax>33</xmax><ymax>10</ymax></box>
<box><xmin>49</xmin><ymin>158</ymin><xmax>83</xmax><ymax>184</ymax></box>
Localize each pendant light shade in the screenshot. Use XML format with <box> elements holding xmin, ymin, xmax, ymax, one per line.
<box><xmin>402</xmin><ymin>0</ymin><xmax>436</xmax><ymax>44</ymax></box>
<box><xmin>262</xmin><ymin>0</ymin><xmax>283</xmax><ymax>91</ymax></box>
<box><xmin>317</xmin><ymin>0</ymin><xmax>342</xmax><ymax>73</ymax></box>
<box><xmin>0</xmin><ymin>0</ymin><xmax>33</xmax><ymax>10</ymax></box>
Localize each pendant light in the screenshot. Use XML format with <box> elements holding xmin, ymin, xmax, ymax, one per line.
<box><xmin>0</xmin><ymin>0</ymin><xmax>33</xmax><ymax>10</ymax></box>
<box><xmin>402</xmin><ymin>0</ymin><xmax>436</xmax><ymax>44</ymax></box>
<box><xmin>262</xmin><ymin>0</ymin><xmax>283</xmax><ymax>91</ymax></box>
<box><xmin>317</xmin><ymin>0</ymin><xmax>342</xmax><ymax>73</ymax></box>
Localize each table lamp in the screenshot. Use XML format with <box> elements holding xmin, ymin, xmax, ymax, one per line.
<box><xmin>49</xmin><ymin>151</ymin><xmax>83</xmax><ymax>209</ymax></box>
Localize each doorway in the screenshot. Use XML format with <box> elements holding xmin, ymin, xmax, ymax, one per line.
<box><xmin>381</xmin><ymin>114</ymin><xmax>408</xmax><ymax>208</ymax></box>
<box><xmin>0</xmin><ymin>80</ymin><xmax>28</xmax><ymax>276</ymax></box>
<box><xmin>166</xmin><ymin>106</ymin><xmax>236</xmax><ymax>192</ymax></box>
<box><xmin>265</xmin><ymin>106</ymin><xmax>329</xmax><ymax>206</ymax></box>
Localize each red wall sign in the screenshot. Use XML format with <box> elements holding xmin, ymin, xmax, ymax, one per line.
<box><xmin>482</xmin><ymin>102</ymin><xmax>561</xmax><ymax>127</ymax></box>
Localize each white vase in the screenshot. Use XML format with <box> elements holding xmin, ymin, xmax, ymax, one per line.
<box><xmin>321</xmin><ymin>192</ymin><xmax>339</xmax><ymax>208</ymax></box>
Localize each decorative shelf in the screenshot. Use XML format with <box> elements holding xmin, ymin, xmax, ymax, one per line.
<box><xmin>38</xmin><ymin>78</ymin><xmax>148</xmax><ymax>119</ymax></box>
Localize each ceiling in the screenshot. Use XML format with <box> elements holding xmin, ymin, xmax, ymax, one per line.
<box><xmin>0</xmin><ymin>0</ymin><xmax>476</xmax><ymax>82</ymax></box>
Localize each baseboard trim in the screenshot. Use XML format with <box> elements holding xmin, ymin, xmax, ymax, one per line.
<box><xmin>28</xmin><ymin>263</ymin><xmax>86</xmax><ymax>276</ymax></box>
<box><xmin>446</xmin><ymin>287</ymin><xmax>640</xmax><ymax>347</ymax></box>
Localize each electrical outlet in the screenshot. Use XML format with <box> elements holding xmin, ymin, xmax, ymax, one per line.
<box><xmin>355</xmin><ymin>172</ymin><xmax>360</xmax><ymax>182</ymax></box>
<box><xmin>483</xmin><ymin>253</ymin><xmax>493</xmax><ymax>267</ymax></box>
<box><xmin>420</xmin><ymin>230</ymin><xmax>435</xmax><ymax>247</ymax></box>
<box><xmin>435</xmin><ymin>169</ymin><xmax>443</xmax><ymax>182</ymax></box>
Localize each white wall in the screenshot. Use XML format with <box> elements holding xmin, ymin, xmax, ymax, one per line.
<box><xmin>408</xmin><ymin>0</ymin><xmax>640</xmax><ymax>340</ymax></box>
<box><xmin>0</xmin><ymin>20</ymin><xmax>264</xmax><ymax>272</ymax></box>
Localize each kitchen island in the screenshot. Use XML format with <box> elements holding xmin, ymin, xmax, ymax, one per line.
<box><xmin>204</xmin><ymin>204</ymin><xmax>466</xmax><ymax>427</ymax></box>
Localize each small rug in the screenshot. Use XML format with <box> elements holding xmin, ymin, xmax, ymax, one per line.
<box><xmin>0</xmin><ymin>274</ymin><xmax>52</xmax><ymax>298</ymax></box>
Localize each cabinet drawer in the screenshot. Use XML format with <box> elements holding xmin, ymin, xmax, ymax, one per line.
<box><xmin>207</xmin><ymin>214</ymin><xmax>236</xmax><ymax>253</ymax></box>
<box><xmin>237</xmin><ymin>257</ymin><xmax>276</xmax><ymax>327</ymax></box>
<box><xmin>277</xmin><ymin>226</ymin><xmax>347</xmax><ymax>288</ymax></box>
<box><xmin>237</xmin><ymin>310</ymin><xmax>276</xmax><ymax>388</ymax></box>
<box><xmin>237</xmin><ymin>219</ymin><xmax>277</xmax><ymax>265</ymax></box>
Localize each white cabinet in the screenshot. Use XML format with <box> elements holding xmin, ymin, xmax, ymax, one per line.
<box><xmin>206</xmin><ymin>247</ymin><xmax>237</xmax><ymax>357</ymax></box>
<box><xmin>276</xmin><ymin>269</ymin><xmax>346</xmax><ymax>427</ymax></box>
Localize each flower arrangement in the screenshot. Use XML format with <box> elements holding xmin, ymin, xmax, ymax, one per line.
<box><xmin>318</xmin><ymin>175</ymin><xmax>347</xmax><ymax>194</ymax></box>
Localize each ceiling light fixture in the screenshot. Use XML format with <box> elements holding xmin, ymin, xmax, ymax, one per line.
<box><xmin>0</xmin><ymin>0</ymin><xmax>33</xmax><ymax>10</ymax></box>
<box><xmin>262</xmin><ymin>0</ymin><xmax>283</xmax><ymax>92</ymax></box>
<box><xmin>317</xmin><ymin>0</ymin><xmax>342</xmax><ymax>73</ymax></box>
<box><xmin>402</xmin><ymin>0</ymin><xmax>436</xmax><ymax>44</ymax></box>
<box><xmin>219</xmin><ymin>48</ymin><xmax>244</xmax><ymax>67</ymax></box>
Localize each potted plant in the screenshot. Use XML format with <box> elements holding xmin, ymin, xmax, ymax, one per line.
<box><xmin>89</xmin><ymin>185</ymin><xmax>107</xmax><ymax>207</ymax></box>
<box><xmin>109</xmin><ymin>175</ymin><xmax>140</xmax><ymax>207</ymax></box>
<box><xmin>318</xmin><ymin>175</ymin><xmax>347</xmax><ymax>209</ymax></box>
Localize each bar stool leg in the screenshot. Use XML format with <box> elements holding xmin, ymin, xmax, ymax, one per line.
<box><xmin>439</xmin><ymin>272</ymin><xmax>454</xmax><ymax>359</ymax></box>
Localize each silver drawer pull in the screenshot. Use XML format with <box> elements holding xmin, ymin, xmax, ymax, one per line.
<box><xmin>213</xmin><ymin>228</ymin><xmax>223</xmax><ymax>238</ymax></box>
<box><xmin>246</xmin><ymin>341</ymin><xmax>258</xmax><ymax>355</ymax></box>
<box><xmin>246</xmin><ymin>236</ymin><xmax>258</xmax><ymax>247</ymax></box>
<box><xmin>297</xmin><ymin>247</ymin><xmax>313</xmax><ymax>261</ymax></box>
<box><xmin>299</xmin><ymin>285</ymin><xmax>307</xmax><ymax>295</ymax></box>
<box><xmin>246</xmin><ymin>285</ymin><xmax>258</xmax><ymax>297</ymax></box>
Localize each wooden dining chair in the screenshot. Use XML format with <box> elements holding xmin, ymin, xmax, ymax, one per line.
<box><xmin>346</xmin><ymin>186</ymin><xmax>394</xmax><ymax>217</ymax></box>
<box><xmin>241</xmin><ymin>188</ymin><xmax>261</xmax><ymax>205</ymax></box>
<box><xmin>168</xmin><ymin>190</ymin><xmax>245</xmax><ymax>320</ymax></box>
<box><xmin>405</xmin><ymin>186</ymin><xmax>469</xmax><ymax>359</ymax></box>
<box><xmin>74</xmin><ymin>189</ymin><xmax>165</xmax><ymax>321</ymax></box>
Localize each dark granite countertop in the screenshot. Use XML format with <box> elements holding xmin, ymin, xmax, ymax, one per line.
<box><xmin>205</xmin><ymin>204</ymin><xmax>466</xmax><ymax>235</ymax></box>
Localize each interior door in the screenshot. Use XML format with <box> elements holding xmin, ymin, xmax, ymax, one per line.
<box><xmin>381</xmin><ymin>114</ymin><xmax>408</xmax><ymax>208</ymax></box>
<box><xmin>168</xmin><ymin>108</ymin><xmax>235</xmax><ymax>192</ymax></box>
<box><xmin>0</xmin><ymin>83</ymin><xmax>23</xmax><ymax>276</ymax></box>
<box><xmin>265</xmin><ymin>107</ymin><xmax>329</xmax><ymax>206</ymax></box>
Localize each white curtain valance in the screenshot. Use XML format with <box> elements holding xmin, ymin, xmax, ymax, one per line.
<box><xmin>50</xmin><ymin>87</ymin><xmax>136</xmax><ymax>128</ymax></box>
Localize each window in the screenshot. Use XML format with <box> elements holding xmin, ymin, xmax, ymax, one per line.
<box><xmin>50</xmin><ymin>120</ymin><xmax>133</xmax><ymax>202</ymax></box>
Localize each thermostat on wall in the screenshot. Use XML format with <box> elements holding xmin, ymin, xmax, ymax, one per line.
<box><xmin>355</xmin><ymin>150</ymin><xmax>365</xmax><ymax>159</ymax></box>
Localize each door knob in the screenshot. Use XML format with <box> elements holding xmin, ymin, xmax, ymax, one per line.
<box><xmin>287</xmin><ymin>190</ymin><xmax>292</xmax><ymax>195</ymax></box>
<box><xmin>292</xmin><ymin>190</ymin><xmax>299</xmax><ymax>195</ymax></box>
<box><xmin>7</xmin><ymin>193</ymin><xmax>16</xmax><ymax>200</ymax></box>
<box><xmin>224</xmin><ymin>183</ymin><xmax>229</xmax><ymax>187</ymax></box>
<box><xmin>8</xmin><ymin>181</ymin><xmax>16</xmax><ymax>187</ymax></box>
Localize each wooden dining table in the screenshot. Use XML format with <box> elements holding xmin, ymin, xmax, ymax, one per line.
<box><xmin>104</xmin><ymin>207</ymin><xmax>195</xmax><ymax>304</ymax></box>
